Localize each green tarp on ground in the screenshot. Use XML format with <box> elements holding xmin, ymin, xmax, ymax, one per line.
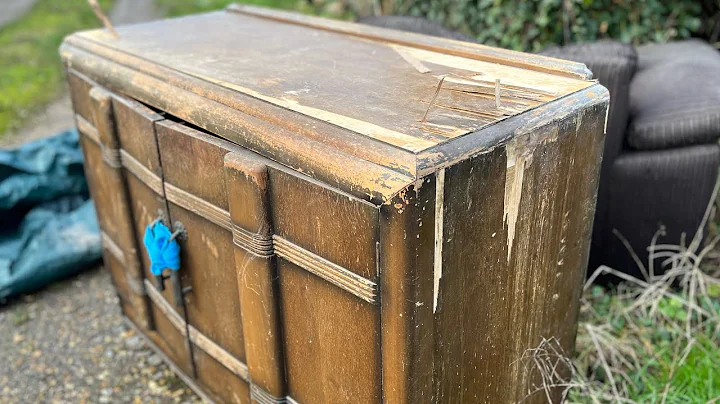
<box><xmin>0</xmin><ymin>129</ymin><xmax>101</xmax><ymax>301</ymax></box>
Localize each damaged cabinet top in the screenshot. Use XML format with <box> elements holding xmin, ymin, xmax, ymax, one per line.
<box><xmin>61</xmin><ymin>4</ymin><xmax>607</xmax><ymax>203</ymax></box>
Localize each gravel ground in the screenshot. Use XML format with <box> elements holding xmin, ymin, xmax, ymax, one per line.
<box><xmin>0</xmin><ymin>267</ymin><xmax>200</xmax><ymax>404</ymax></box>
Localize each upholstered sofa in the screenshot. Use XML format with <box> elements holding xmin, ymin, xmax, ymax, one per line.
<box><xmin>359</xmin><ymin>16</ymin><xmax>720</xmax><ymax>277</ymax></box>
<box><xmin>538</xmin><ymin>40</ymin><xmax>720</xmax><ymax>277</ymax></box>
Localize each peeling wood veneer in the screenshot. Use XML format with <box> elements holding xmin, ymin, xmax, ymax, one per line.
<box><xmin>433</xmin><ymin>168</ymin><xmax>445</xmax><ymax>313</ymax></box>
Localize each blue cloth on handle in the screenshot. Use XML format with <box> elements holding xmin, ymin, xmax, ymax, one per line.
<box><xmin>143</xmin><ymin>221</ymin><xmax>180</xmax><ymax>276</ymax></box>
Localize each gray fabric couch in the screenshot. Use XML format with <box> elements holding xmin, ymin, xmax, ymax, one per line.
<box><xmin>541</xmin><ymin>39</ymin><xmax>720</xmax><ymax>278</ymax></box>
<box><xmin>358</xmin><ymin>16</ymin><xmax>720</xmax><ymax>278</ymax></box>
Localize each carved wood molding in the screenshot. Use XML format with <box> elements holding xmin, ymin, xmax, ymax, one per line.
<box><xmin>100</xmin><ymin>231</ymin><xmax>125</xmax><ymax>266</ymax></box>
<box><xmin>250</xmin><ymin>383</ymin><xmax>286</xmax><ymax>404</ymax></box>
<box><xmin>102</xmin><ymin>147</ymin><xmax>122</xmax><ymax>168</ymax></box>
<box><xmin>144</xmin><ymin>279</ymin><xmax>251</xmax><ymax>382</ymax></box>
<box><xmin>232</xmin><ymin>224</ymin><xmax>274</xmax><ymax>257</ymax></box>
<box><xmin>120</xmin><ymin>150</ymin><xmax>164</xmax><ymax>196</ymax></box>
<box><xmin>273</xmin><ymin>236</ymin><xmax>377</xmax><ymax>304</ymax></box>
<box><xmin>76</xmin><ymin>114</ymin><xmax>101</xmax><ymax>145</ymax></box>
<box><xmin>164</xmin><ymin>182</ymin><xmax>233</xmax><ymax>231</ymax></box>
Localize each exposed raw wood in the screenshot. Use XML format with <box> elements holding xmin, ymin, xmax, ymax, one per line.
<box><xmin>391</xmin><ymin>44</ymin><xmax>431</xmax><ymax>73</ymax></box>
<box><xmin>433</xmin><ymin>168</ymin><xmax>445</xmax><ymax>313</ymax></box>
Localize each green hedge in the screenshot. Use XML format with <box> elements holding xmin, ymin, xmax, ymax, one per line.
<box><xmin>392</xmin><ymin>0</ymin><xmax>716</xmax><ymax>52</ymax></box>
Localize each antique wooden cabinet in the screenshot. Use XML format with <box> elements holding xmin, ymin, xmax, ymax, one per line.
<box><xmin>61</xmin><ymin>5</ymin><xmax>608</xmax><ymax>404</ymax></box>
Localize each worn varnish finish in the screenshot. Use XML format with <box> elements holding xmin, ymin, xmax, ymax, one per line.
<box><xmin>64</xmin><ymin>6</ymin><xmax>608</xmax><ymax>403</ymax></box>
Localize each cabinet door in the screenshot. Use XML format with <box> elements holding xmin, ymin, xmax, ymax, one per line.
<box><xmin>156</xmin><ymin>121</ymin><xmax>258</xmax><ymax>404</ymax></box>
<box><xmin>69</xmin><ymin>70</ymin><xmax>196</xmax><ymax>378</ymax></box>
<box><xmin>267</xmin><ymin>167</ymin><xmax>383</xmax><ymax>404</ymax></box>
<box><xmin>71</xmin><ymin>72</ymin><xmax>151</xmax><ymax>330</ymax></box>
<box><xmin>111</xmin><ymin>95</ymin><xmax>198</xmax><ymax>378</ymax></box>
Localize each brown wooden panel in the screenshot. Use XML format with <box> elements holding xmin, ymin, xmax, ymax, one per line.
<box><xmin>224</xmin><ymin>152</ymin><xmax>286</xmax><ymax>399</ymax></box>
<box><xmin>193</xmin><ymin>348</ymin><xmax>252</xmax><ymax>404</ymax></box>
<box><xmin>99</xmin><ymin>90</ymin><xmax>198</xmax><ymax>376</ymax></box>
<box><xmin>77</xmin><ymin>134</ymin><xmax>124</xmax><ymax>241</ymax></box>
<box><xmin>155</xmin><ymin>121</ymin><xmax>251</xmax><ymax>401</ymax></box>
<box><xmin>113</xmin><ymin>96</ymin><xmax>165</xmax><ymax>177</ymax></box>
<box><xmin>67</xmin><ymin>70</ymin><xmax>94</xmax><ymax>123</ymax></box>
<box><xmin>167</xmin><ymin>206</ymin><xmax>245</xmax><ymax>359</ymax></box>
<box><xmin>157</xmin><ymin>121</ymin><xmax>230</xmax><ymax>210</ymax></box>
<box><xmin>145</xmin><ymin>284</ymin><xmax>195</xmax><ymax>377</ymax></box>
<box><xmin>103</xmin><ymin>247</ymin><xmax>139</xmax><ymax>324</ymax></box>
<box><xmin>278</xmin><ymin>259</ymin><xmax>381</xmax><ymax>404</ymax></box>
<box><xmin>268</xmin><ymin>168</ymin><xmax>380</xmax><ymax>279</ymax></box>
<box><xmin>431</xmin><ymin>100</ymin><xmax>607</xmax><ymax>403</ymax></box>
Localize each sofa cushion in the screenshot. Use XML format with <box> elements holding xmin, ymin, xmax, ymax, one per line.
<box><xmin>628</xmin><ymin>40</ymin><xmax>720</xmax><ymax>150</ymax></box>
<box><xmin>635</xmin><ymin>38</ymin><xmax>720</xmax><ymax>71</ymax></box>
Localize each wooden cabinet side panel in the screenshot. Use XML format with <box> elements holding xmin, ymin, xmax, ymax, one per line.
<box><xmin>432</xmin><ymin>99</ymin><xmax>607</xmax><ymax>404</ymax></box>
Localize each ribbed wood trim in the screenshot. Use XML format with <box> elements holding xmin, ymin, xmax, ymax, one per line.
<box><xmin>251</xmin><ymin>383</ymin><xmax>286</xmax><ymax>404</ymax></box>
<box><xmin>273</xmin><ymin>236</ymin><xmax>377</xmax><ymax>304</ymax></box>
<box><xmin>101</xmin><ymin>231</ymin><xmax>125</xmax><ymax>266</ymax></box>
<box><xmin>164</xmin><ymin>182</ymin><xmax>232</xmax><ymax>231</ymax></box>
<box><xmin>102</xmin><ymin>147</ymin><xmax>122</xmax><ymax>168</ymax></box>
<box><xmin>76</xmin><ymin>114</ymin><xmax>101</xmax><ymax>145</ymax></box>
<box><xmin>120</xmin><ymin>150</ymin><xmax>164</xmax><ymax>195</ymax></box>
<box><xmin>233</xmin><ymin>224</ymin><xmax>274</xmax><ymax>257</ymax></box>
<box><xmin>76</xmin><ymin>114</ymin><xmax>121</xmax><ymax>168</ymax></box>
<box><xmin>144</xmin><ymin>280</ymin><xmax>251</xmax><ymax>382</ymax></box>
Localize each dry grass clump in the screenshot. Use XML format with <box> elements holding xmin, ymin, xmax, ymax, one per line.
<box><xmin>523</xmin><ymin>180</ymin><xmax>720</xmax><ymax>403</ymax></box>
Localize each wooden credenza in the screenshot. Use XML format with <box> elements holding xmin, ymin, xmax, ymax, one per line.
<box><xmin>61</xmin><ymin>5</ymin><xmax>608</xmax><ymax>404</ymax></box>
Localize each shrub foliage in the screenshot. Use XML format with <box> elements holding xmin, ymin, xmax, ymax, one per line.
<box><xmin>390</xmin><ymin>0</ymin><xmax>716</xmax><ymax>52</ymax></box>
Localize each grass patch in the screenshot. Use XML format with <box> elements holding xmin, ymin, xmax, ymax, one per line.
<box><xmin>523</xmin><ymin>180</ymin><xmax>720</xmax><ymax>403</ymax></box>
<box><xmin>0</xmin><ymin>0</ymin><xmax>113</xmax><ymax>136</ymax></box>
